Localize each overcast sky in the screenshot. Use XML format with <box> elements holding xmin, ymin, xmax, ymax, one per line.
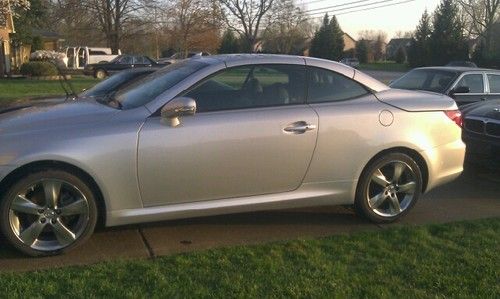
<box><xmin>299</xmin><ymin>0</ymin><xmax>441</xmax><ymax>39</ymax></box>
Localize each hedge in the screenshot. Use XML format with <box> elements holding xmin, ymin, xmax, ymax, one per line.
<box><xmin>20</xmin><ymin>61</ymin><xmax>59</xmax><ymax>77</ymax></box>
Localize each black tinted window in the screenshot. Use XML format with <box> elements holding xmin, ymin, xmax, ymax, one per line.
<box><xmin>308</xmin><ymin>67</ymin><xmax>368</xmax><ymax>103</ymax></box>
<box><xmin>119</xmin><ymin>56</ymin><xmax>133</xmax><ymax>64</ymax></box>
<box><xmin>185</xmin><ymin>64</ymin><xmax>306</xmax><ymax>112</ymax></box>
<box><xmin>456</xmin><ymin>74</ymin><xmax>484</xmax><ymax>93</ymax></box>
<box><xmin>488</xmin><ymin>74</ymin><xmax>500</xmax><ymax>93</ymax></box>
<box><xmin>390</xmin><ymin>69</ymin><xmax>457</xmax><ymax>93</ymax></box>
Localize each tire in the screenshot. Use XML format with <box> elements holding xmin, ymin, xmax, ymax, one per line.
<box><xmin>0</xmin><ymin>169</ymin><xmax>98</xmax><ymax>256</ymax></box>
<box><xmin>94</xmin><ymin>69</ymin><xmax>107</xmax><ymax>79</ymax></box>
<box><xmin>354</xmin><ymin>153</ymin><xmax>423</xmax><ymax>223</ymax></box>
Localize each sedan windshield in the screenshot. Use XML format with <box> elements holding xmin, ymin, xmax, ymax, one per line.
<box><xmin>390</xmin><ymin>69</ymin><xmax>459</xmax><ymax>93</ymax></box>
<box><xmin>114</xmin><ymin>60</ymin><xmax>210</xmax><ymax>109</ymax></box>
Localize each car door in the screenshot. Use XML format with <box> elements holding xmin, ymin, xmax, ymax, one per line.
<box><xmin>450</xmin><ymin>73</ymin><xmax>486</xmax><ymax>106</ymax></box>
<box><xmin>137</xmin><ymin>64</ymin><xmax>318</xmax><ymax>207</ymax></box>
<box><xmin>133</xmin><ymin>56</ymin><xmax>153</xmax><ymax>67</ymax></box>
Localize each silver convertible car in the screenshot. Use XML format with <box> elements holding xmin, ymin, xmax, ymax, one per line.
<box><xmin>0</xmin><ymin>55</ymin><xmax>465</xmax><ymax>256</ymax></box>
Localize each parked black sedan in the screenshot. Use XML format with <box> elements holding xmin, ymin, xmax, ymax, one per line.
<box><xmin>390</xmin><ymin>67</ymin><xmax>500</xmax><ymax>106</ymax></box>
<box><xmin>461</xmin><ymin>99</ymin><xmax>500</xmax><ymax>165</ymax></box>
<box><xmin>84</xmin><ymin>54</ymin><xmax>163</xmax><ymax>79</ymax></box>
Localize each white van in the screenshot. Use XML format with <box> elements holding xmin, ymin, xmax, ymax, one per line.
<box><xmin>65</xmin><ymin>47</ymin><xmax>121</xmax><ymax>69</ymax></box>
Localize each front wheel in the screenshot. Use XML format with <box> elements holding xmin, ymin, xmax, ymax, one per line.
<box><xmin>0</xmin><ymin>170</ymin><xmax>98</xmax><ymax>256</ymax></box>
<box><xmin>355</xmin><ymin>153</ymin><xmax>423</xmax><ymax>223</ymax></box>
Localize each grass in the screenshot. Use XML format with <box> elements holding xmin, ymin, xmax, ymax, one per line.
<box><xmin>358</xmin><ymin>61</ymin><xmax>410</xmax><ymax>72</ymax></box>
<box><xmin>0</xmin><ymin>77</ymin><xmax>99</xmax><ymax>103</ymax></box>
<box><xmin>0</xmin><ymin>218</ymin><xmax>498</xmax><ymax>298</ymax></box>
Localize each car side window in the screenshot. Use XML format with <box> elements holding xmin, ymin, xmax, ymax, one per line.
<box><xmin>133</xmin><ymin>56</ymin><xmax>145</xmax><ymax>64</ymax></box>
<box><xmin>455</xmin><ymin>74</ymin><xmax>484</xmax><ymax>93</ymax></box>
<box><xmin>184</xmin><ymin>64</ymin><xmax>306</xmax><ymax>113</ymax></box>
<box><xmin>119</xmin><ymin>56</ymin><xmax>133</xmax><ymax>64</ymax></box>
<box><xmin>488</xmin><ymin>74</ymin><xmax>500</xmax><ymax>93</ymax></box>
<box><xmin>307</xmin><ymin>67</ymin><xmax>368</xmax><ymax>103</ymax></box>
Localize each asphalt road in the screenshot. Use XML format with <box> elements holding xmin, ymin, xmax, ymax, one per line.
<box><xmin>1</xmin><ymin>167</ymin><xmax>499</xmax><ymax>272</ymax></box>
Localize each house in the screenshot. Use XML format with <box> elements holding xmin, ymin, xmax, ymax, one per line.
<box><xmin>386</xmin><ymin>38</ymin><xmax>411</xmax><ymax>60</ymax></box>
<box><xmin>0</xmin><ymin>7</ymin><xmax>15</xmax><ymax>76</ymax></box>
<box><xmin>343</xmin><ymin>32</ymin><xmax>356</xmax><ymax>52</ymax></box>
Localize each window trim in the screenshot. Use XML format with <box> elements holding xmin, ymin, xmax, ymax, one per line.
<box><xmin>305</xmin><ymin>66</ymin><xmax>371</xmax><ymax>104</ymax></box>
<box><xmin>176</xmin><ymin>63</ymin><xmax>308</xmax><ymax>113</ymax></box>
<box><xmin>448</xmin><ymin>72</ymin><xmax>487</xmax><ymax>95</ymax></box>
<box><xmin>486</xmin><ymin>73</ymin><xmax>500</xmax><ymax>94</ymax></box>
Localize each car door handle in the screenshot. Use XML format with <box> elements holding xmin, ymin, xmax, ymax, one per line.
<box><xmin>283</xmin><ymin>121</ymin><xmax>317</xmax><ymax>134</ymax></box>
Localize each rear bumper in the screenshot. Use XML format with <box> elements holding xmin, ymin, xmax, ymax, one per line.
<box><xmin>422</xmin><ymin>139</ymin><xmax>465</xmax><ymax>192</ymax></box>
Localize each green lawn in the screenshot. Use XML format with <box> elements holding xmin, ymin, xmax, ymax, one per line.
<box><xmin>358</xmin><ymin>61</ymin><xmax>410</xmax><ymax>72</ymax></box>
<box><xmin>1</xmin><ymin>218</ymin><xmax>498</xmax><ymax>298</ymax></box>
<box><xmin>0</xmin><ymin>77</ymin><xmax>99</xmax><ymax>103</ymax></box>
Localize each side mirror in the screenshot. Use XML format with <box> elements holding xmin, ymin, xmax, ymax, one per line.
<box><xmin>450</xmin><ymin>86</ymin><xmax>470</xmax><ymax>95</ymax></box>
<box><xmin>161</xmin><ymin>97</ymin><xmax>197</xmax><ymax>127</ymax></box>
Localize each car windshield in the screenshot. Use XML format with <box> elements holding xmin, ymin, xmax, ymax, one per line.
<box><xmin>80</xmin><ymin>70</ymin><xmax>154</xmax><ymax>98</ymax></box>
<box><xmin>390</xmin><ymin>69</ymin><xmax>459</xmax><ymax>93</ymax></box>
<box><xmin>113</xmin><ymin>60</ymin><xmax>209</xmax><ymax>109</ymax></box>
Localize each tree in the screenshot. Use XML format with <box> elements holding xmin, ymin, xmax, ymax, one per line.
<box><xmin>357</xmin><ymin>29</ymin><xmax>387</xmax><ymax>61</ymax></box>
<box><xmin>261</xmin><ymin>0</ymin><xmax>312</xmax><ymax>54</ymax></box>
<box><xmin>167</xmin><ymin>0</ymin><xmax>220</xmax><ymax>55</ymax></box>
<box><xmin>407</xmin><ymin>10</ymin><xmax>432</xmax><ymax>67</ymax></box>
<box><xmin>218</xmin><ymin>29</ymin><xmax>240</xmax><ymax>53</ymax></box>
<box><xmin>9</xmin><ymin>0</ymin><xmax>49</xmax><ymax>46</ymax></box>
<box><xmin>80</xmin><ymin>0</ymin><xmax>146</xmax><ymax>54</ymax></box>
<box><xmin>355</xmin><ymin>40</ymin><xmax>370</xmax><ymax>63</ymax></box>
<box><xmin>0</xmin><ymin>0</ymin><xmax>30</xmax><ymax>20</ymax></box>
<box><xmin>458</xmin><ymin>0</ymin><xmax>500</xmax><ymax>54</ymax></box>
<box><xmin>219</xmin><ymin>0</ymin><xmax>275</xmax><ymax>52</ymax></box>
<box><xmin>429</xmin><ymin>0</ymin><xmax>469</xmax><ymax>65</ymax></box>
<box><xmin>309</xmin><ymin>14</ymin><xmax>344</xmax><ymax>61</ymax></box>
<box><xmin>395</xmin><ymin>46</ymin><xmax>406</xmax><ymax>63</ymax></box>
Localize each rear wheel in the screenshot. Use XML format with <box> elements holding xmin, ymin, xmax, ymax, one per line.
<box><xmin>355</xmin><ymin>153</ymin><xmax>422</xmax><ymax>223</ymax></box>
<box><xmin>94</xmin><ymin>69</ymin><xmax>107</xmax><ymax>79</ymax></box>
<box><xmin>0</xmin><ymin>170</ymin><xmax>98</xmax><ymax>256</ymax></box>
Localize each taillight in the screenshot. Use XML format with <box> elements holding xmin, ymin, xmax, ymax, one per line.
<box><xmin>444</xmin><ymin>110</ymin><xmax>463</xmax><ymax>127</ymax></box>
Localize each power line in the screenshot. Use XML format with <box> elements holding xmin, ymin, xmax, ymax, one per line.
<box><xmin>303</xmin><ymin>0</ymin><xmax>377</xmax><ymax>13</ymax></box>
<box><xmin>305</xmin><ymin>0</ymin><xmax>399</xmax><ymax>15</ymax></box>
<box><xmin>298</xmin><ymin>0</ymin><xmax>372</xmax><ymax>9</ymax></box>
<box><xmin>305</xmin><ymin>0</ymin><xmax>416</xmax><ymax>19</ymax></box>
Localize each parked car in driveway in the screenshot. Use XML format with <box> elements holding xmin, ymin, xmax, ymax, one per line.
<box><xmin>84</xmin><ymin>54</ymin><xmax>163</xmax><ymax>79</ymax></box>
<box><xmin>340</xmin><ymin>58</ymin><xmax>359</xmax><ymax>67</ymax></box>
<box><xmin>0</xmin><ymin>54</ymin><xmax>465</xmax><ymax>256</ymax></box>
<box><xmin>390</xmin><ymin>67</ymin><xmax>500</xmax><ymax>106</ymax></box>
<box><xmin>461</xmin><ymin>99</ymin><xmax>500</xmax><ymax>164</ymax></box>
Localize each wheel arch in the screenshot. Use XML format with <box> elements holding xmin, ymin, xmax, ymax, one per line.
<box><xmin>0</xmin><ymin>160</ymin><xmax>107</xmax><ymax>227</ymax></box>
<box><xmin>360</xmin><ymin>147</ymin><xmax>429</xmax><ymax>193</ymax></box>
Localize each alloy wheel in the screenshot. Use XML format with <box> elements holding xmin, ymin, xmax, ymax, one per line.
<box><xmin>8</xmin><ymin>179</ymin><xmax>90</xmax><ymax>252</ymax></box>
<box><xmin>365</xmin><ymin>160</ymin><xmax>417</xmax><ymax>217</ymax></box>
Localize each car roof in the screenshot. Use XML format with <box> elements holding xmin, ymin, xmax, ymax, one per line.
<box><xmin>414</xmin><ymin>66</ymin><xmax>498</xmax><ymax>73</ymax></box>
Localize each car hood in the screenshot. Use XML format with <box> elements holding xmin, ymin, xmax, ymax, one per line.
<box><xmin>463</xmin><ymin>99</ymin><xmax>500</xmax><ymax>120</ymax></box>
<box><xmin>0</xmin><ymin>98</ymin><xmax>119</xmax><ymax>135</ymax></box>
<box><xmin>375</xmin><ymin>88</ymin><xmax>457</xmax><ymax>111</ymax></box>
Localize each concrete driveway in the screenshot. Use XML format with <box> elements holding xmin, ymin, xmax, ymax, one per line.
<box><xmin>1</xmin><ymin>166</ymin><xmax>499</xmax><ymax>273</ymax></box>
